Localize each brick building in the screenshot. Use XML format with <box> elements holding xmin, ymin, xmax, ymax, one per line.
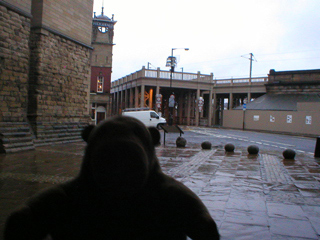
<box><xmin>0</xmin><ymin>0</ymin><xmax>93</xmax><ymax>152</ymax></box>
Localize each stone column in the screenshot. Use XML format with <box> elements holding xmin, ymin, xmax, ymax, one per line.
<box><xmin>124</xmin><ymin>87</ymin><xmax>128</xmax><ymax>110</ymax></box>
<box><xmin>155</xmin><ymin>86</ymin><xmax>160</xmax><ymax>112</ymax></box>
<box><xmin>208</xmin><ymin>89</ymin><xmax>213</xmax><ymax>126</ymax></box>
<box><xmin>120</xmin><ymin>88</ymin><xmax>124</xmax><ymax>112</ymax></box>
<box><xmin>195</xmin><ymin>88</ymin><xmax>200</xmax><ymax>126</ymax></box>
<box><xmin>135</xmin><ymin>86</ymin><xmax>139</xmax><ymax>108</ymax></box>
<box><xmin>187</xmin><ymin>91</ymin><xmax>191</xmax><ymax>125</ymax></box>
<box><xmin>229</xmin><ymin>93</ymin><xmax>233</xmax><ymax>110</ymax></box>
<box><xmin>140</xmin><ymin>85</ymin><xmax>145</xmax><ymax>108</ymax></box>
<box><xmin>129</xmin><ymin>86</ymin><xmax>133</xmax><ymax>108</ymax></box>
<box><xmin>213</xmin><ymin>92</ymin><xmax>217</xmax><ymax>125</ymax></box>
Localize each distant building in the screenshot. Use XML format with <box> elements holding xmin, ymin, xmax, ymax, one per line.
<box><xmin>224</xmin><ymin>69</ymin><xmax>320</xmax><ymax>136</ymax></box>
<box><xmin>111</xmin><ymin>67</ymin><xmax>267</xmax><ymax>126</ymax></box>
<box><xmin>90</xmin><ymin>8</ymin><xmax>116</xmax><ymax>124</ymax></box>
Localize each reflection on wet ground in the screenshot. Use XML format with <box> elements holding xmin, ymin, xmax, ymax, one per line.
<box><xmin>0</xmin><ymin>130</ymin><xmax>320</xmax><ymax>239</ymax></box>
<box><xmin>156</xmin><ymin>140</ymin><xmax>320</xmax><ymax>239</ymax></box>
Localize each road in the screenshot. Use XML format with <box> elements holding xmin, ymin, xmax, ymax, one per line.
<box><xmin>163</xmin><ymin>127</ymin><xmax>317</xmax><ymax>156</ymax></box>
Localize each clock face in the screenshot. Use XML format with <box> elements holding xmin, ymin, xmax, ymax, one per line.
<box><xmin>98</xmin><ymin>26</ymin><xmax>108</xmax><ymax>33</ymax></box>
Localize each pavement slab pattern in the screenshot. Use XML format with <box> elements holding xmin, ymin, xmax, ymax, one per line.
<box><xmin>0</xmin><ymin>131</ymin><xmax>320</xmax><ymax>239</ymax></box>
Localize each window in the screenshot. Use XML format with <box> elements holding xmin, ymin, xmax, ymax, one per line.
<box><xmin>150</xmin><ymin>112</ymin><xmax>159</xmax><ymax>118</ymax></box>
<box><xmin>97</xmin><ymin>73</ymin><xmax>104</xmax><ymax>93</ymax></box>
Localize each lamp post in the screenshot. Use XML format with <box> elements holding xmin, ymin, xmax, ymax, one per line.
<box><xmin>166</xmin><ymin>48</ymin><xmax>189</xmax><ymax>125</ymax></box>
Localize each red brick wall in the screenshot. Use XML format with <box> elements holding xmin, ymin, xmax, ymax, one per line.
<box><xmin>91</xmin><ymin>67</ymin><xmax>112</xmax><ymax>93</ymax></box>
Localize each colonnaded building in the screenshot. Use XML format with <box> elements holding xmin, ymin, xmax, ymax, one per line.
<box><xmin>111</xmin><ymin>67</ymin><xmax>320</xmax><ymax>136</ymax></box>
<box><xmin>0</xmin><ymin>0</ymin><xmax>94</xmax><ymax>153</ymax></box>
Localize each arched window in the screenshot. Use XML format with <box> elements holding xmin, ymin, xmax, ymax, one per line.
<box><xmin>97</xmin><ymin>73</ymin><xmax>104</xmax><ymax>93</ymax></box>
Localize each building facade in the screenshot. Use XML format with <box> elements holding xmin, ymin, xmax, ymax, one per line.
<box><xmin>111</xmin><ymin>67</ymin><xmax>267</xmax><ymax>126</ymax></box>
<box><xmin>0</xmin><ymin>0</ymin><xmax>93</xmax><ymax>152</ymax></box>
<box><xmin>111</xmin><ymin>67</ymin><xmax>319</xmax><ymax>136</ymax></box>
<box><xmin>90</xmin><ymin>8</ymin><xmax>116</xmax><ymax>125</ymax></box>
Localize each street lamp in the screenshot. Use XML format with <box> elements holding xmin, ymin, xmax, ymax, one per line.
<box><xmin>166</xmin><ymin>48</ymin><xmax>189</xmax><ymax>88</ymax></box>
<box><xmin>166</xmin><ymin>48</ymin><xmax>189</xmax><ymax>125</ymax></box>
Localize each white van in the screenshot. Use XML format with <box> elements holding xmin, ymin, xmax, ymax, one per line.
<box><xmin>122</xmin><ymin>110</ymin><xmax>166</xmax><ymax>129</ymax></box>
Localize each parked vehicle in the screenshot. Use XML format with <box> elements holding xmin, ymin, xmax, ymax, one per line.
<box><xmin>122</xmin><ymin>110</ymin><xmax>166</xmax><ymax>129</ymax></box>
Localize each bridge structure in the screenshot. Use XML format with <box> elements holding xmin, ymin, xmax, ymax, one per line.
<box><xmin>111</xmin><ymin>66</ymin><xmax>268</xmax><ymax>126</ymax></box>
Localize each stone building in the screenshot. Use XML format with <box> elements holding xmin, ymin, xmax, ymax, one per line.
<box><xmin>111</xmin><ymin>67</ymin><xmax>267</xmax><ymax>126</ymax></box>
<box><xmin>0</xmin><ymin>0</ymin><xmax>93</xmax><ymax>153</ymax></box>
<box><xmin>112</xmin><ymin>67</ymin><xmax>319</xmax><ymax>136</ymax></box>
<box><xmin>90</xmin><ymin>7</ymin><xmax>116</xmax><ymax>125</ymax></box>
<box><xmin>223</xmin><ymin>69</ymin><xmax>320</xmax><ymax>136</ymax></box>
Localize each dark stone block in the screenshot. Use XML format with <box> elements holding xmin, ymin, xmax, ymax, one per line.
<box><xmin>176</xmin><ymin>137</ymin><xmax>187</xmax><ymax>148</ymax></box>
<box><xmin>224</xmin><ymin>143</ymin><xmax>235</xmax><ymax>152</ymax></box>
<box><xmin>247</xmin><ymin>145</ymin><xmax>259</xmax><ymax>155</ymax></box>
<box><xmin>201</xmin><ymin>141</ymin><xmax>212</xmax><ymax>150</ymax></box>
<box><xmin>283</xmin><ymin>149</ymin><xmax>296</xmax><ymax>159</ymax></box>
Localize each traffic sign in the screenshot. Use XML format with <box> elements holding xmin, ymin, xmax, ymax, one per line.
<box><xmin>243</xmin><ymin>103</ymin><xmax>247</xmax><ymax>110</ymax></box>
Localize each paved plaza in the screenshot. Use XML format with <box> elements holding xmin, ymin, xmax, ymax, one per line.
<box><xmin>1</xmin><ymin>128</ymin><xmax>320</xmax><ymax>240</ymax></box>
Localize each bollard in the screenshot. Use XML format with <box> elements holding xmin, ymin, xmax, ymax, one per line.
<box><xmin>247</xmin><ymin>145</ymin><xmax>259</xmax><ymax>155</ymax></box>
<box><xmin>176</xmin><ymin>137</ymin><xmax>187</xmax><ymax>148</ymax></box>
<box><xmin>315</xmin><ymin>136</ymin><xmax>320</xmax><ymax>158</ymax></box>
<box><xmin>283</xmin><ymin>149</ymin><xmax>296</xmax><ymax>160</ymax></box>
<box><xmin>225</xmin><ymin>143</ymin><xmax>235</xmax><ymax>153</ymax></box>
<box><xmin>201</xmin><ymin>141</ymin><xmax>212</xmax><ymax>150</ymax></box>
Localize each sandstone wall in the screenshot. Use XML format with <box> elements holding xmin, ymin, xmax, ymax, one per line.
<box><xmin>0</xmin><ymin>1</ymin><xmax>93</xmax><ymax>151</ymax></box>
<box><xmin>32</xmin><ymin>0</ymin><xmax>93</xmax><ymax>46</ymax></box>
<box><xmin>28</xmin><ymin>29</ymin><xmax>91</xmax><ymax>134</ymax></box>
<box><xmin>0</xmin><ymin>4</ymin><xmax>31</xmax><ymax>122</ymax></box>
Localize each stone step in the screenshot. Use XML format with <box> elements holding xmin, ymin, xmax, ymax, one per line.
<box><xmin>32</xmin><ymin>122</ymin><xmax>87</xmax><ymax>146</ymax></box>
<box><xmin>0</xmin><ymin>126</ymin><xmax>31</xmax><ymax>133</ymax></box>
<box><xmin>34</xmin><ymin>137</ymin><xmax>83</xmax><ymax>146</ymax></box>
<box><xmin>0</xmin><ymin>122</ymin><xmax>88</xmax><ymax>153</ymax></box>
<box><xmin>5</xmin><ymin>145</ymin><xmax>36</xmax><ymax>153</ymax></box>
<box><xmin>3</xmin><ymin>140</ymin><xmax>34</xmax><ymax>149</ymax></box>
<box><xmin>2</xmin><ymin>135</ymin><xmax>34</xmax><ymax>144</ymax></box>
<box><xmin>0</xmin><ymin>122</ymin><xmax>35</xmax><ymax>153</ymax></box>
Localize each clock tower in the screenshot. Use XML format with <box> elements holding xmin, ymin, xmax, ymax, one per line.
<box><xmin>90</xmin><ymin>7</ymin><xmax>116</xmax><ymax>124</ymax></box>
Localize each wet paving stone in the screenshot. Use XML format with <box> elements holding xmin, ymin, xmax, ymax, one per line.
<box><xmin>267</xmin><ymin>202</ymin><xmax>307</xmax><ymax>220</ymax></box>
<box><xmin>1</xmin><ymin>130</ymin><xmax>320</xmax><ymax>239</ymax></box>
<box><xmin>219</xmin><ymin>222</ymin><xmax>272</xmax><ymax>240</ymax></box>
<box><xmin>269</xmin><ymin>218</ymin><xmax>318</xmax><ymax>239</ymax></box>
<box><xmin>159</xmin><ymin>143</ymin><xmax>320</xmax><ymax>239</ymax></box>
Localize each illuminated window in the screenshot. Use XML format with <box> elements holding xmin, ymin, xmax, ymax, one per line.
<box><xmin>97</xmin><ymin>73</ymin><xmax>104</xmax><ymax>93</ymax></box>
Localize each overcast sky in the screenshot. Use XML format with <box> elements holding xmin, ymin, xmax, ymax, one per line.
<box><xmin>93</xmin><ymin>0</ymin><xmax>320</xmax><ymax>81</ymax></box>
